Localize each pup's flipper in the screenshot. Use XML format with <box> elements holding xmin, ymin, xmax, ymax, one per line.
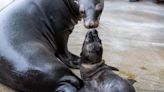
<box><xmin>104</xmin><ymin>64</ymin><xmax>119</xmax><ymax>71</ymax></box>
<box><xmin>108</xmin><ymin>66</ymin><xmax>119</xmax><ymax>71</ymax></box>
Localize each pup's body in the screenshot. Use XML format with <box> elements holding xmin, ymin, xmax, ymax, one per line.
<box><xmin>79</xmin><ymin>29</ymin><xmax>136</xmax><ymax>92</ymax></box>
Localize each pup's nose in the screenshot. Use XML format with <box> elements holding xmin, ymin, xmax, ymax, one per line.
<box><xmin>87</xmin><ymin>29</ymin><xmax>96</xmax><ymax>36</ymax></box>
<box><xmin>91</xmin><ymin>29</ymin><xmax>98</xmax><ymax>36</ymax></box>
<box><xmin>85</xmin><ymin>29</ymin><xmax>99</xmax><ymax>42</ymax></box>
<box><xmin>91</xmin><ymin>30</ymin><xmax>100</xmax><ymax>42</ymax></box>
<box><xmin>85</xmin><ymin>29</ymin><xmax>94</xmax><ymax>42</ymax></box>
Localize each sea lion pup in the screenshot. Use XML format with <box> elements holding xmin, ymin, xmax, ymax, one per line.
<box><xmin>79</xmin><ymin>29</ymin><xmax>136</xmax><ymax>92</ymax></box>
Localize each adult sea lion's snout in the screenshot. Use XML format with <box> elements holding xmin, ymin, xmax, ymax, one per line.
<box><xmin>81</xmin><ymin>29</ymin><xmax>102</xmax><ymax>64</ymax></box>
<box><xmin>84</xmin><ymin>18</ymin><xmax>99</xmax><ymax>29</ymax></box>
<box><xmin>78</xmin><ymin>0</ymin><xmax>104</xmax><ymax>28</ymax></box>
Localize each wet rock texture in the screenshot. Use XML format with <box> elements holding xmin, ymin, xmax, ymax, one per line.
<box><xmin>1</xmin><ymin>0</ymin><xmax>164</xmax><ymax>92</ymax></box>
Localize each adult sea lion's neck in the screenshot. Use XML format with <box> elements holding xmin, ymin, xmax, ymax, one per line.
<box><xmin>63</xmin><ymin>0</ymin><xmax>80</xmax><ymax>21</ymax></box>
<box><xmin>35</xmin><ymin>0</ymin><xmax>80</xmax><ymax>23</ymax></box>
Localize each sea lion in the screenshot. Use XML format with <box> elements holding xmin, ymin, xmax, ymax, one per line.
<box><xmin>0</xmin><ymin>0</ymin><xmax>104</xmax><ymax>91</ymax></box>
<box><xmin>79</xmin><ymin>29</ymin><xmax>136</xmax><ymax>92</ymax></box>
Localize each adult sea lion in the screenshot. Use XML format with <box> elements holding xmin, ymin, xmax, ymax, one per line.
<box><xmin>0</xmin><ymin>0</ymin><xmax>104</xmax><ymax>92</ymax></box>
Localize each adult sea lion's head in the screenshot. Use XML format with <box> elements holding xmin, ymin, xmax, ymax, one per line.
<box><xmin>78</xmin><ymin>0</ymin><xmax>104</xmax><ymax>28</ymax></box>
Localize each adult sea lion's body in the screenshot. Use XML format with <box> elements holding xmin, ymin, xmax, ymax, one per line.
<box><xmin>0</xmin><ymin>0</ymin><xmax>82</xmax><ymax>92</ymax></box>
<box><xmin>0</xmin><ymin>0</ymin><xmax>104</xmax><ymax>91</ymax></box>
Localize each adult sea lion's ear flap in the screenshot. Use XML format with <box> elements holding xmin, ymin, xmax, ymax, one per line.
<box><xmin>127</xmin><ymin>79</ymin><xmax>137</xmax><ymax>85</ymax></box>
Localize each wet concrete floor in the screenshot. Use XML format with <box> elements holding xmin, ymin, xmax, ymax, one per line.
<box><xmin>0</xmin><ymin>0</ymin><xmax>164</xmax><ymax>92</ymax></box>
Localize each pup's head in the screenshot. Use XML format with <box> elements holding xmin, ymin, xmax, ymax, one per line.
<box><xmin>80</xmin><ymin>29</ymin><xmax>103</xmax><ymax>64</ymax></box>
<box><xmin>78</xmin><ymin>0</ymin><xmax>104</xmax><ymax>28</ymax></box>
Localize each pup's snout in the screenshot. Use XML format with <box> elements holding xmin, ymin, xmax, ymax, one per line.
<box><xmin>85</xmin><ymin>29</ymin><xmax>99</xmax><ymax>43</ymax></box>
<box><xmin>87</xmin><ymin>29</ymin><xmax>97</xmax><ymax>36</ymax></box>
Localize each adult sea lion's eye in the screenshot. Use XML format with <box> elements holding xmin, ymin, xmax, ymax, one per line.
<box><xmin>95</xmin><ymin>4</ymin><xmax>103</xmax><ymax>12</ymax></box>
<box><xmin>80</xmin><ymin>5</ymin><xmax>86</xmax><ymax>17</ymax></box>
<box><xmin>80</xmin><ymin>10</ymin><xmax>86</xmax><ymax>17</ymax></box>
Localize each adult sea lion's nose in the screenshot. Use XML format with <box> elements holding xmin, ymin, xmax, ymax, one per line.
<box><xmin>84</xmin><ymin>20</ymin><xmax>99</xmax><ymax>28</ymax></box>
